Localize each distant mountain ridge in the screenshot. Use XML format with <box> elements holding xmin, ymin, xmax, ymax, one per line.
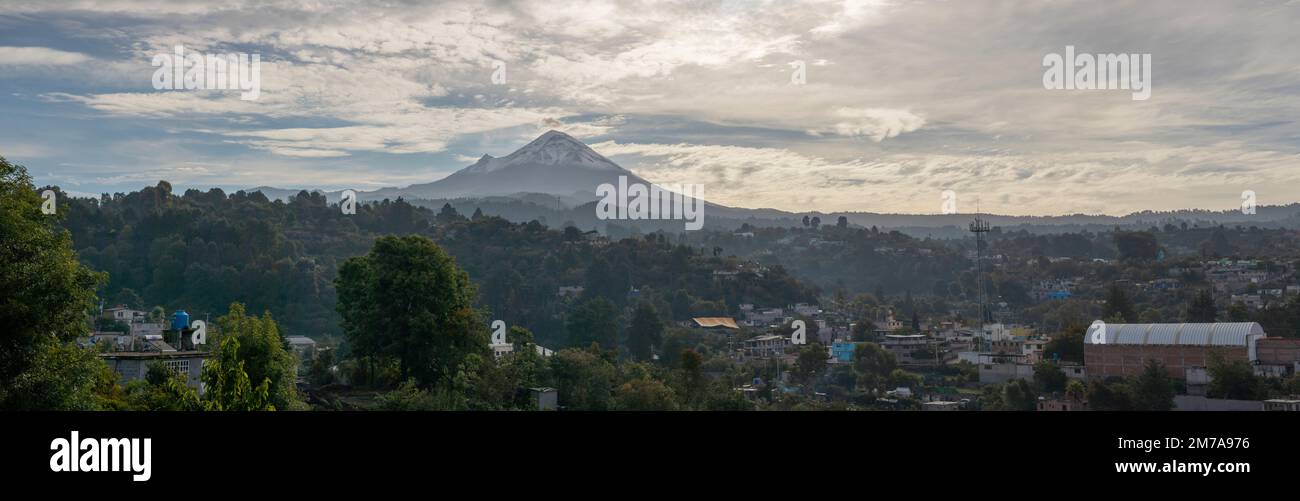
<box><xmin>245</xmin><ymin>130</ymin><xmax>1300</xmax><ymax>236</ymax></box>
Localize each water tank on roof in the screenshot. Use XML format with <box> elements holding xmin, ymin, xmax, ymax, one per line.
<box><xmin>171</xmin><ymin>310</ymin><xmax>189</xmax><ymax>331</ymax></box>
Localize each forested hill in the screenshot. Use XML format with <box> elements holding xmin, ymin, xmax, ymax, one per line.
<box><xmin>56</xmin><ymin>181</ymin><xmax>818</xmax><ymax>346</ymax></box>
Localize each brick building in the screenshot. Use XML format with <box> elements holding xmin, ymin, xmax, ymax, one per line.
<box><xmin>1084</xmin><ymin>322</ymin><xmax>1266</xmax><ymax>380</ymax></box>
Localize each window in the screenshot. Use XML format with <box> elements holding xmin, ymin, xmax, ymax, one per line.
<box><xmin>162</xmin><ymin>359</ymin><xmax>190</xmax><ymax>377</ymax></box>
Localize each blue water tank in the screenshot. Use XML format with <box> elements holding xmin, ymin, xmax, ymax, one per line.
<box><xmin>171</xmin><ymin>310</ymin><xmax>189</xmax><ymax>331</ymax></box>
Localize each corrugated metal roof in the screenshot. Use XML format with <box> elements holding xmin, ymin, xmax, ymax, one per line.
<box><xmin>1083</xmin><ymin>322</ymin><xmax>1265</xmax><ymax>346</ymax></box>
<box><xmin>693</xmin><ymin>317</ymin><xmax>739</xmax><ymax>329</ymax></box>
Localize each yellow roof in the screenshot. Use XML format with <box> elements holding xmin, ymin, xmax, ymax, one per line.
<box><xmin>693</xmin><ymin>317</ymin><xmax>739</xmax><ymax>329</ymax></box>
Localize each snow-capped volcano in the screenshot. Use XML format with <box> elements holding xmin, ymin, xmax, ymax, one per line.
<box><xmin>366</xmin><ymin>130</ymin><xmax>649</xmax><ymax>201</ymax></box>
<box><xmin>465</xmin><ymin>130</ymin><xmax>622</xmax><ymax>174</ymax></box>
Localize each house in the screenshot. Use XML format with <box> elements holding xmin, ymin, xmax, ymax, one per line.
<box><xmin>977</xmin><ymin>353</ymin><xmax>1033</xmax><ymax>384</ymax></box>
<box><xmin>881</xmin><ymin>334</ymin><xmax>945</xmax><ymax>366</ymax></box>
<box><xmin>792</xmin><ymin>303</ymin><xmax>819</xmax><ymax>317</ymax></box>
<box><xmin>1022</xmin><ymin>339</ymin><xmax>1047</xmax><ymax>364</ymax></box>
<box><xmin>101</xmin><ymin>351</ymin><xmax>211</xmax><ymax>394</ymax></box>
<box><xmin>530</xmin><ymin>387</ymin><xmax>558</xmax><ymax>411</ymax></box>
<box><xmin>922</xmin><ymin>401</ymin><xmax>962</xmax><ymax>411</ymax></box>
<box><xmin>742</xmin><ymin>334</ymin><xmax>789</xmax><ymax>359</ymax></box>
<box><xmin>1037</xmin><ymin>396</ymin><xmax>1088</xmax><ymax>411</ymax></box>
<box><xmin>873</xmin><ymin>310</ymin><xmax>904</xmax><ymax>337</ymax></box>
<box><xmin>102</xmin><ymin>305</ymin><xmax>145</xmax><ymax>323</ymax></box>
<box><xmin>285</xmin><ymin>336</ymin><xmax>318</xmax><ymax>362</ymax></box>
<box><xmin>130</xmin><ymin>322</ymin><xmax>166</xmax><ymax>338</ymax></box>
<box><xmin>830</xmin><ymin>342</ymin><xmax>855</xmax><ymax>363</ymax></box>
<box><xmin>1263</xmin><ymin>399</ymin><xmax>1300</xmax><ymax>412</ymax></box>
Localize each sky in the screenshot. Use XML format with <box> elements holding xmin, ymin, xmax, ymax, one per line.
<box><xmin>2</xmin><ymin>0</ymin><xmax>1299</xmax><ymax>216</ymax></box>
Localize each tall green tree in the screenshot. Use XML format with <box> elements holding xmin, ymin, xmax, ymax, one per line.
<box><xmin>793</xmin><ymin>343</ymin><xmax>829</xmax><ymax>385</ymax></box>
<box><xmin>627</xmin><ymin>302</ymin><xmax>664</xmax><ymax>361</ymax></box>
<box><xmin>1131</xmin><ymin>359</ymin><xmax>1176</xmax><ymax>411</ymax></box>
<box><xmin>852</xmin><ymin>342</ymin><xmax>896</xmax><ymax>391</ymax></box>
<box><xmin>202</xmin><ymin>336</ymin><xmax>274</xmax><ymax>411</ymax></box>
<box><xmin>551</xmin><ymin>348</ymin><xmax>615</xmax><ymax>410</ymax></box>
<box><xmin>1033</xmin><ymin>360</ymin><xmax>1068</xmax><ymax>393</ymax></box>
<box><xmin>1044</xmin><ymin>323</ymin><xmax>1086</xmax><ymax>363</ymax></box>
<box><xmin>566</xmin><ymin>297</ymin><xmax>620</xmax><ymax>350</ymax></box>
<box><xmin>336</xmin><ymin>235</ymin><xmax>487</xmax><ymax>388</ymax></box>
<box><xmin>214</xmin><ymin>302</ymin><xmax>302</xmax><ymax>410</ymax></box>
<box><xmin>1206</xmin><ymin>351</ymin><xmax>1265</xmax><ymax>400</ymax></box>
<box><xmin>1187</xmin><ymin>289</ymin><xmax>1217</xmax><ymax>323</ymax></box>
<box><xmin>1104</xmin><ymin>284</ymin><xmax>1137</xmax><ymax>322</ymax></box>
<box><xmin>0</xmin><ymin>157</ymin><xmax>108</xmax><ymax>409</ymax></box>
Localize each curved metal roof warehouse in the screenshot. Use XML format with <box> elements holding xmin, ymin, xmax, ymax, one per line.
<box><xmin>1084</xmin><ymin>322</ymin><xmax>1266</xmax><ymax>347</ymax></box>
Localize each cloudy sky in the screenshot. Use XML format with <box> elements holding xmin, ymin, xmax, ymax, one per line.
<box><xmin>2</xmin><ymin>0</ymin><xmax>1298</xmax><ymax>215</ymax></box>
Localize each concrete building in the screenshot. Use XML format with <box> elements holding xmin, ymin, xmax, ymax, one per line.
<box><xmin>530</xmin><ymin>387</ymin><xmax>558</xmax><ymax>411</ymax></box>
<box><xmin>1037</xmin><ymin>397</ymin><xmax>1088</xmax><ymax>411</ymax></box>
<box><xmin>830</xmin><ymin>341</ymin><xmax>855</xmax><ymax>363</ymax></box>
<box><xmin>1084</xmin><ymin>322</ymin><xmax>1266</xmax><ymax>381</ymax></box>
<box><xmin>285</xmin><ymin>336</ymin><xmax>318</xmax><ymax>363</ymax></box>
<box><xmin>101</xmin><ymin>351</ymin><xmax>210</xmax><ymax>394</ymax></box>
<box><xmin>977</xmin><ymin>353</ymin><xmax>1034</xmax><ymax>384</ymax></box>
<box><xmin>102</xmin><ymin>305</ymin><xmax>145</xmax><ymax>322</ymax></box>
<box><xmin>742</xmin><ymin>334</ymin><xmax>790</xmax><ymax>359</ymax></box>
<box><xmin>1263</xmin><ymin>399</ymin><xmax>1300</xmax><ymax>411</ymax></box>
<box><xmin>881</xmin><ymin>334</ymin><xmax>946</xmax><ymax>366</ymax></box>
<box><xmin>922</xmin><ymin>401</ymin><xmax>963</xmax><ymax>411</ymax></box>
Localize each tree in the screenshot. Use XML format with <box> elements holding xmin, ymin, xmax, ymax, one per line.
<box><xmin>1104</xmin><ymin>284</ymin><xmax>1137</xmax><ymax>322</ymax></box>
<box><xmin>551</xmin><ymin>348</ymin><xmax>615</xmax><ymax>410</ymax></box>
<box><xmin>1206</xmin><ymin>351</ymin><xmax>1265</xmax><ymax>400</ymax></box>
<box><xmin>566</xmin><ymin>297</ymin><xmax>620</xmax><ymax>350</ymax></box>
<box><xmin>612</xmin><ymin>378</ymin><xmax>678</xmax><ymax>410</ymax></box>
<box><xmin>202</xmin><ymin>336</ymin><xmax>274</xmax><ymax>411</ymax></box>
<box><xmin>1064</xmin><ymin>379</ymin><xmax>1086</xmax><ymax>402</ymax></box>
<box><xmin>677</xmin><ymin>348</ymin><xmax>705</xmax><ymax>405</ymax></box>
<box><xmin>851</xmin><ymin>319</ymin><xmax>876</xmax><ymax>342</ymax></box>
<box><xmin>0</xmin><ymin>157</ymin><xmax>108</xmax><ymax>410</ymax></box>
<box><xmin>214</xmin><ymin>302</ymin><xmax>302</xmax><ymax>410</ymax></box>
<box><xmin>810</xmin><ymin>216</ymin><xmax>821</xmax><ymax>228</ymax></box>
<box><xmin>792</xmin><ymin>343</ymin><xmax>828</xmax><ymax>385</ymax></box>
<box><xmin>1187</xmin><ymin>289</ymin><xmax>1217</xmax><ymax>322</ymax></box>
<box><xmin>1226</xmin><ymin>302</ymin><xmax>1251</xmax><ymax>322</ymax></box>
<box><xmin>1000</xmin><ymin>379</ymin><xmax>1037</xmax><ymax>411</ymax></box>
<box><xmin>1044</xmin><ymin>324</ymin><xmax>1085</xmax><ymax>363</ymax></box>
<box><xmin>627</xmin><ymin>302</ymin><xmax>664</xmax><ymax>361</ymax></box>
<box><xmin>836</xmin><ymin>216</ymin><xmax>848</xmax><ymax>228</ymax></box>
<box><xmin>336</xmin><ymin>235</ymin><xmax>487</xmax><ymax>388</ymax></box>
<box><xmin>1114</xmin><ymin>231</ymin><xmax>1159</xmax><ymax>261</ymax></box>
<box><xmin>852</xmin><ymin>343</ymin><xmax>896</xmax><ymax>391</ymax></box>
<box><xmin>1086</xmin><ymin>379</ymin><xmax>1134</xmax><ymax>411</ymax></box>
<box><xmin>1131</xmin><ymin>359</ymin><xmax>1175</xmax><ymax>411</ymax></box>
<box><xmin>1033</xmin><ymin>360</ymin><xmax>1067</xmax><ymax>393</ymax></box>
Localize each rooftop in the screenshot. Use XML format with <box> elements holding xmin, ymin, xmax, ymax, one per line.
<box><xmin>100</xmin><ymin>351</ymin><xmax>210</xmax><ymax>359</ymax></box>
<box><xmin>1084</xmin><ymin>322</ymin><xmax>1266</xmax><ymax>347</ymax></box>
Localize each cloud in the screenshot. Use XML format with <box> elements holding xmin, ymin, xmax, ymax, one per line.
<box><xmin>0</xmin><ymin>46</ymin><xmax>91</xmax><ymax>65</ymax></box>
<box><xmin>828</xmin><ymin>107</ymin><xmax>925</xmax><ymax>141</ymax></box>
<box><xmin>6</xmin><ymin>0</ymin><xmax>1300</xmax><ymax>215</ymax></box>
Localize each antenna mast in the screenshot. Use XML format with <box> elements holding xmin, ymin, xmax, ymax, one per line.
<box><xmin>969</xmin><ymin>201</ymin><xmax>991</xmax><ymax>348</ymax></box>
